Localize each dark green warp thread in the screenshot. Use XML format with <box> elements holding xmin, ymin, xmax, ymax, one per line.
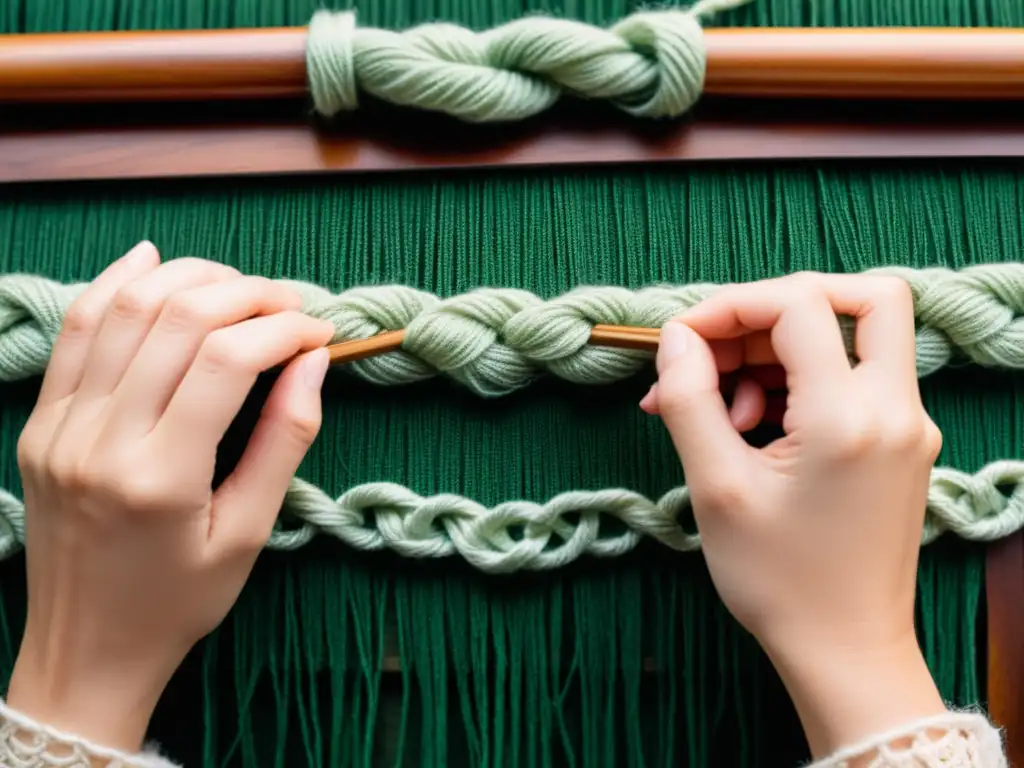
<box><xmin>2</xmin><ymin>1</ymin><xmax>1021</xmax><ymax>766</ymax></box>
<box><xmin>0</xmin><ymin>165</ymin><xmax>1013</xmax><ymax>766</ymax></box>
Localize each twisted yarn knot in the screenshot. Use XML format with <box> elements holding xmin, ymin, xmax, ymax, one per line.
<box><xmin>0</xmin><ymin>276</ymin><xmax>84</xmax><ymax>382</ymax></box>
<box><xmin>305</xmin><ymin>0</ymin><xmax>750</xmax><ymax>123</ymax></box>
<box><xmin>0</xmin><ymin>461</ymin><xmax>1020</xmax><ymax>573</ymax></box>
<box><xmin>3</xmin><ymin>264</ymin><xmax>1024</xmax><ymax>395</ymax></box>
<box><xmin>877</xmin><ymin>263</ymin><xmax>1024</xmax><ymax>376</ymax></box>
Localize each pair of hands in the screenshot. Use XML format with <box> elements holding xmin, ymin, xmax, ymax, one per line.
<box><xmin>7</xmin><ymin>243</ymin><xmax>945</xmax><ymax>759</ymax></box>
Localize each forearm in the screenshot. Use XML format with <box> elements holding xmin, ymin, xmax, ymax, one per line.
<box><xmin>768</xmin><ymin>636</ymin><xmax>1006</xmax><ymax>767</ymax></box>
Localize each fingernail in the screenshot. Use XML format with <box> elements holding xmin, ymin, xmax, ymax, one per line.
<box><xmin>657</xmin><ymin>321</ymin><xmax>692</xmax><ymax>372</ymax></box>
<box><xmin>303</xmin><ymin>348</ymin><xmax>329</xmax><ymax>390</ymax></box>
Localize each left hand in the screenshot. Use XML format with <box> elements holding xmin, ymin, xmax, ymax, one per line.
<box><xmin>8</xmin><ymin>243</ymin><xmax>334</xmax><ymax>752</ymax></box>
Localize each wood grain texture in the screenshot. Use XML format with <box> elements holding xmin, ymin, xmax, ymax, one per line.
<box><xmin>0</xmin><ymin>27</ymin><xmax>1022</xmax><ymax>105</ymax></box>
<box><xmin>987</xmin><ymin>530</ymin><xmax>1024</xmax><ymax>767</ymax></box>
<box><xmin>4</xmin><ymin>112</ymin><xmax>1024</xmax><ymax>184</ymax></box>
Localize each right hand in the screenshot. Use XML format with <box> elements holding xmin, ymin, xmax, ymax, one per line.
<box><xmin>641</xmin><ymin>273</ymin><xmax>947</xmax><ymax>758</ymax></box>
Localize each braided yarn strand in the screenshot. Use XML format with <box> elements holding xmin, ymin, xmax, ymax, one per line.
<box><xmin>0</xmin><ymin>461</ymin><xmax>1021</xmax><ymax>573</ymax></box>
<box><xmin>305</xmin><ymin>0</ymin><xmax>751</xmax><ymax>123</ymax></box>
<box><xmin>3</xmin><ymin>264</ymin><xmax>1024</xmax><ymax>395</ymax></box>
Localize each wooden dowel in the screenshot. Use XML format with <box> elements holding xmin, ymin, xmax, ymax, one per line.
<box><xmin>0</xmin><ymin>27</ymin><xmax>1021</xmax><ymax>105</ymax></box>
<box><xmin>325</xmin><ymin>325</ymin><xmax>661</xmax><ymax>365</ymax></box>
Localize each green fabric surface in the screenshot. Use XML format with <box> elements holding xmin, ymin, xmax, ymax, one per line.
<box><xmin>0</xmin><ymin>166</ymin><xmax>1015</xmax><ymax>766</ymax></box>
<box><xmin>1</xmin><ymin>1</ymin><xmax>1021</xmax><ymax>766</ymax></box>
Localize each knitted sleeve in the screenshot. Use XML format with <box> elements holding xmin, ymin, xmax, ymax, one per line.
<box><xmin>809</xmin><ymin>711</ymin><xmax>1007</xmax><ymax>768</ymax></box>
<box><xmin>0</xmin><ymin>699</ymin><xmax>180</xmax><ymax>768</ymax></box>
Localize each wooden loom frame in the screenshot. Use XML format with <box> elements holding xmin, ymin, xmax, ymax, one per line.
<box><xmin>0</xmin><ymin>22</ymin><xmax>1021</xmax><ymax>766</ymax></box>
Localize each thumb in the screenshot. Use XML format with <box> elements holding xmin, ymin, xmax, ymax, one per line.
<box><xmin>654</xmin><ymin>320</ymin><xmax>752</xmax><ymax>484</ymax></box>
<box><xmin>211</xmin><ymin>348</ymin><xmax>328</xmax><ymax>555</ymax></box>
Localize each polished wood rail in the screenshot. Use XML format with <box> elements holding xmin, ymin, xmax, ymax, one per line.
<box><xmin>0</xmin><ymin>26</ymin><xmax>1022</xmax><ymax>105</ymax></box>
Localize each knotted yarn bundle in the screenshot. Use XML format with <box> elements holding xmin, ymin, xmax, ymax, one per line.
<box><xmin>2</xmin><ymin>263</ymin><xmax>1024</xmax><ymax>395</ymax></box>
<box><xmin>0</xmin><ymin>460</ymin><xmax>1021</xmax><ymax>573</ymax></box>
<box><xmin>305</xmin><ymin>0</ymin><xmax>751</xmax><ymax>123</ymax></box>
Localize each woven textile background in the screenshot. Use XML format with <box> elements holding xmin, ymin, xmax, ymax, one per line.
<box><xmin>1</xmin><ymin>2</ymin><xmax>1022</xmax><ymax>767</ymax></box>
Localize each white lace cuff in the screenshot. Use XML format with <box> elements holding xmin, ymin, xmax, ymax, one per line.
<box><xmin>0</xmin><ymin>698</ymin><xmax>179</xmax><ymax>768</ymax></box>
<box><xmin>809</xmin><ymin>710</ymin><xmax>1007</xmax><ymax>767</ymax></box>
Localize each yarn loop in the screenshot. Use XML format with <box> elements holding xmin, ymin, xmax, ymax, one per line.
<box><xmin>305</xmin><ymin>1</ymin><xmax>750</xmax><ymax>123</ymax></box>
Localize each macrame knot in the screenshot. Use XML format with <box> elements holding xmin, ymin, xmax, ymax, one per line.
<box><xmin>306</xmin><ymin>9</ymin><xmax>358</xmax><ymax>114</ymax></box>
<box><xmin>271</xmin><ymin>477</ymin><xmax>702</xmax><ymax>573</ymax></box>
<box><xmin>925</xmin><ymin>461</ymin><xmax>1024</xmax><ymax>543</ymax></box>
<box><xmin>404</xmin><ymin>288</ymin><xmax>541</xmax><ymax>396</ymax></box>
<box><xmin>0</xmin><ymin>276</ymin><xmax>83</xmax><ymax>382</ymax></box>
<box><xmin>878</xmin><ymin>263</ymin><xmax>1024</xmax><ymax>376</ymax></box>
<box><xmin>304</xmin><ymin>3</ymin><xmax>743</xmax><ymax>123</ymax></box>
<box><xmin>294</xmin><ymin>282</ymin><xmax>442</xmax><ymax>386</ymax></box>
<box><xmin>0</xmin><ymin>489</ymin><xmax>24</xmax><ymax>561</ymax></box>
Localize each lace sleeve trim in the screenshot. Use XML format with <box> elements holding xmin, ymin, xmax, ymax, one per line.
<box><xmin>809</xmin><ymin>710</ymin><xmax>1007</xmax><ymax>768</ymax></box>
<box><xmin>0</xmin><ymin>698</ymin><xmax>179</xmax><ymax>768</ymax></box>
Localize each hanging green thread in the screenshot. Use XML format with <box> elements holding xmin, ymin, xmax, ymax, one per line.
<box><xmin>2</xmin><ymin>263</ymin><xmax>1024</xmax><ymax>396</ymax></box>
<box><xmin>305</xmin><ymin>0</ymin><xmax>750</xmax><ymax>122</ymax></box>
<box><xmin>0</xmin><ymin>459</ymin><xmax>1020</xmax><ymax>573</ymax></box>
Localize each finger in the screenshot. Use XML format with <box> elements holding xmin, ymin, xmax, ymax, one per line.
<box><xmin>812</xmin><ymin>274</ymin><xmax>918</xmax><ymax>389</ymax></box>
<box><xmin>111</xmin><ymin>276</ymin><xmax>316</xmax><ymax>434</ymax></box>
<box><xmin>156</xmin><ymin>312</ymin><xmax>334</xmax><ymax>457</ymax></box>
<box><xmin>36</xmin><ymin>242</ymin><xmax>160</xmax><ymax>407</ymax></box>
<box><xmin>729</xmin><ymin>377</ymin><xmax>766</xmax><ymax>433</ymax></box>
<box><xmin>709</xmin><ymin>338</ymin><xmax>744</xmax><ymax>373</ymax></box>
<box><xmin>654</xmin><ymin>319</ymin><xmax>754</xmax><ymax>486</ymax></box>
<box><xmin>709</xmin><ymin>331</ymin><xmax>776</xmax><ymax>372</ymax></box>
<box><xmin>679</xmin><ymin>275</ymin><xmax>853</xmax><ymax>395</ymax></box>
<box><xmin>74</xmin><ymin>258</ymin><xmax>240</xmax><ymax>401</ymax></box>
<box><xmin>210</xmin><ymin>349</ymin><xmax>329</xmax><ymax>555</ymax></box>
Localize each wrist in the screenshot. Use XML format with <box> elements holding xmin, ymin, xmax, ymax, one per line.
<box><xmin>6</xmin><ymin>642</ymin><xmax>174</xmax><ymax>753</ymax></box>
<box><xmin>765</xmin><ymin>633</ymin><xmax>947</xmax><ymax>760</ymax></box>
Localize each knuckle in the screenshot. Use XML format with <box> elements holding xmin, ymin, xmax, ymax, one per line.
<box><xmin>160</xmin><ymin>292</ymin><xmax>209</xmax><ymax>332</ymax></box>
<box><xmin>786</xmin><ymin>271</ymin><xmax>824</xmax><ymax>291</ymax></box>
<box><xmin>15</xmin><ymin>425</ymin><xmax>44</xmax><ymax>475</ymax></box>
<box><xmin>878</xmin><ymin>412</ymin><xmax>926</xmax><ymax>451</ymax></box>
<box><xmin>870</xmin><ymin>275</ymin><xmax>913</xmax><ymax>307</ymax></box>
<box><xmin>47</xmin><ymin>451</ymin><xmax>91</xmax><ymax>494</ymax></box>
<box><xmin>60</xmin><ymin>300</ymin><xmax>102</xmax><ymax>339</ymax></box>
<box><xmin>277</xmin><ymin>406</ymin><xmax>322</xmax><ymax>446</ymax></box>
<box><xmin>115</xmin><ymin>473</ymin><xmax>172</xmax><ymax>512</ymax></box>
<box><xmin>110</xmin><ymin>283</ymin><xmax>160</xmax><ymax>322</ymax></box>
<box><xmin>924</xmin><ymin>419</ymin><xmax>943</xmax><ymax>460</ymax></box>
<box><xmin>198</xmin><ymin>333</ymin><xmax>247</xmax><ymax>373</ymax></box>
<box><xmin>824</xmin><ymin>411</ymin><xmax>880</xmax><ymax>459</ymax></box>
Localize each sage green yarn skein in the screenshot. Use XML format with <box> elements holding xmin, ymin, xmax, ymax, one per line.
<box><xmin>305</xmin><ymin>0</ymin><xmax>751</xmax><ymax>123</ymax></box>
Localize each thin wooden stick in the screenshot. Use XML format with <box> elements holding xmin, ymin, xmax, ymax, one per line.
<box><xmin>325</xmin><ymin>325</ymin><xmax>660</xmax><ymax>365</ymax></box>
<box><xmin>0</xmin><ymin>27</ymin><xmax>1022</xmax><ymax>104</ymax></box>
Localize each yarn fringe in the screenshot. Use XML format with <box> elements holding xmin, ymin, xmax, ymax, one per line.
<box><xmin>0</xmin><ymin>162</ymin><xmax>1016</xmax><ymax>764</ymax></box>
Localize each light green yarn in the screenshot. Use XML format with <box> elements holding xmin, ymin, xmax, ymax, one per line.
<box><xmin>0</xmin><ymin>459</ymin><xmax>1021</xmax><ymax>573</ymax></box>
<box><xmin>3</xmin><ymin>263</ymin><xmax>1024</xmax><ymax>396</ymax></box>
<box><xmin>305</xmin><ymin>0</ymin><xmax>750</xmax><ymax>123</ymax></box>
